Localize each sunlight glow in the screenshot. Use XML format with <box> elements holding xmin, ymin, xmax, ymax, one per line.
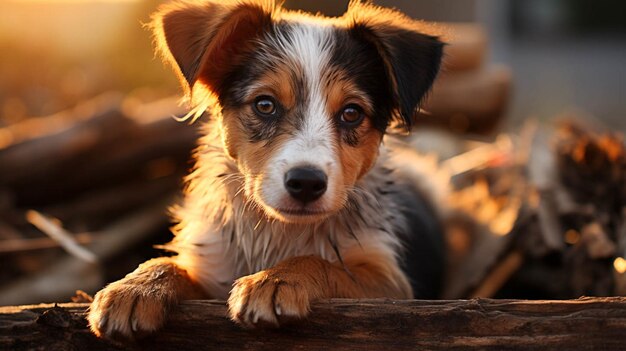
<box><xmin>11</xmin><ymin>0</ymin><xmax>139</xmax><ymax>3</ymax></box>
<box><xmin>615</xmin><ymin>257</ymin><xmax>626</xmax><ymax>274</ymax></box>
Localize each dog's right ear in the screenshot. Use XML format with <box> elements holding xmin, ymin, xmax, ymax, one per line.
<box><xmin>345</xmin><ymin>1</ymin><xmax>443</xmax><ymax>131</ymax></box>
<box><xmin>151</xmin><ymin>0</ymin><xmax>275</xmax><ymax>98</ymax></box>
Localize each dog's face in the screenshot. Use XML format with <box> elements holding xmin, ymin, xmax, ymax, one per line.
<box><xmin>153</xmin><ymin>0</ymin><xmax>442</xmax><ymax>224</ymax></box>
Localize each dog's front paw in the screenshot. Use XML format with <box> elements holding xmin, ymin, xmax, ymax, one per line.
<box><xmin>88</xmin><ymin>279</ymin><xmax>173</xmax><ymax>340</ymax></box>
<box><xmin>228</xmin><ymin>270</ymin><xmax>312</xmax><ymax>328</ymax></box>
<box><xmin>87</xmin><ymin>258</ymin><xmax>191</xmax><ymax>340</ymax></box>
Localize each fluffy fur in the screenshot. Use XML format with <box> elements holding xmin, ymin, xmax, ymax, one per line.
<box><xmin>88</xmin><ymin>0</ymin><xmax>446</xmax><ymax>340</ymax></box>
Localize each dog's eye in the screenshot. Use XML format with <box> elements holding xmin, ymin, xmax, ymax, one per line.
<box><xmin>339</xmin><ymin>104</ymin><xmax>364</xmax><ymax>126</ymax></box>
<box><xmin>253</xmin><ymin>96</ymin><xmax>277</xmax><ymax>116</ymax></box>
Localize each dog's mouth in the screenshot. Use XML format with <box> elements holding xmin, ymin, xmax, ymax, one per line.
<box><xmin>265</xmin><ymin>206</ymin><xmax>330</xmax><ymax>224</ymax></box>
<box><xmin>275</xmin><ymin>208</ymin><xmax>329</xmax><ymax>217</ymax></box>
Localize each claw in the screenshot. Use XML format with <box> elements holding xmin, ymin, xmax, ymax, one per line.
<box><xmin>252</xmin><ymin>311</ymin><xmax>259</xmax><ymax>324</ymax></box>
<box><xmin>98</xmin><ymin>314</ymin><xmax>108</xmax><ymax>332</ymax></box>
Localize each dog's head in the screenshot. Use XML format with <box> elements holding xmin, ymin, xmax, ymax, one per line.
<box><xmin>153</xmin><ymin>0</ymin><xmax>443</xmax><ymax>224</ymax></box>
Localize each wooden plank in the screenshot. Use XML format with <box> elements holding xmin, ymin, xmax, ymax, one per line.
<box><xmin>2</xmin><ymin>298</ymin><xmax>626</xmax><ymax>350</ymax></box>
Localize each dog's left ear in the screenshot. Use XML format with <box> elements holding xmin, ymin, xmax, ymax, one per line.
<box><xmin>345</xmin><ymin>1</ymin><xmax>444</xmax><ymax>130</ymax></box>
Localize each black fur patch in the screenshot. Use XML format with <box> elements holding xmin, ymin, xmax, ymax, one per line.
<box><xmin>331</xmin><ymin>28</ymin><xmax>395</xmax><ymax>134</ymax></box>
<box><xmin>393</xmin><ymin>183</ymin><xmax>445</xmax><ymax>299</ymax></box>
<box><xmin>349</xmin><ymin>24</ymin><xmax>444</xmax><ymax>130</ymax></box>
<box><xmin>341</xmin><ymin>128</ymin><xmax>360</xmax><ymax>147</ymax></box>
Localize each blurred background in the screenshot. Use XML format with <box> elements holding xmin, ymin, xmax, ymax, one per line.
<box><xmin>0</xmin><ymin>0</ymin><xmax>625</xmax><ymax>306</ymax></box>
<box><xmin>2</xmin><ymin>0</ymin><xmax>625</xmax><ymax>129</ymax></box>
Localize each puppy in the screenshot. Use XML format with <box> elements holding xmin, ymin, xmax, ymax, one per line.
<box><xmin>88</xmin><ymin>0</ymin><xmax>445</xmax><ymax>339</ymax></box>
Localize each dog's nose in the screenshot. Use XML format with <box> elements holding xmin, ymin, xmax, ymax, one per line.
<box><xmin>284</xmin><ymin>167</ymin><xmax>327</xmax><ymax>204</ymax></box>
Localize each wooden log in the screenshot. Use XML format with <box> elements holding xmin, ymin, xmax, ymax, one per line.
<box><xmin>442</xmin><ymin>23</ymin><xmax>488</xmax><ymax>72</ymax></box>
<box><xmin>420</xmin><ymin>65</ymin><xmax>512</xmax><ymax>135</ymax></box>
<box><xmin>0</xmin><ymin>93</ymin><xmax>123</xmax><ymax>151</ymax></box>
<box><xmin>0</xmin><ymin>95</ymin><xmax>196</xmax><ymax>207</ymax></box>
<box><xmin>43</xmin><ymin>175</ymin><xmax>180</xmax><ymax>228</ymax></box>
<box><xmin>1</xmin><ymin>298</ymin><xmax>626</xmax><ymax>350</ymax></box>
<box><xmin>0</xmin><ymin>94</ymin><xmax>127</xmax><ymax>185</ymax></box>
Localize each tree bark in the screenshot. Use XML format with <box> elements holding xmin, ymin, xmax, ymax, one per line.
<box><xmin>2</xmin><ymin>297</ymin><xmax>626</xmax><ymax>350</ymax></box>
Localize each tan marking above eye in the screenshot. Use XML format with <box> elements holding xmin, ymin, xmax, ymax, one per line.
<box><xmin>323</xmin><ymin>68</ymin><xmax>373</xmax><ymax>123</ymax></box>
<box><xmin>247</xmin><ymin>66</ymin><xmax>297</xmax><ymax>110</ymax></box>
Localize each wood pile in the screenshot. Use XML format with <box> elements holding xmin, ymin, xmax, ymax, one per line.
<box><xmin>419</xmin><ymin>23</ymin><xmax>512</xmax><ymax>135</ymax></box>
<box><xmin>0</xmin><ymin>93</ymin><xmax>199</xmax><ymax>305</ymax></box>
<box><xmin>437</xmin><ymin>118</ymin><xmax>626</xmax><ymax>299</ymax></box>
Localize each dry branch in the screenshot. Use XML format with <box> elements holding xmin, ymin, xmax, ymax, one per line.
<box><xmin>26</xmin><ymin>210</ymin><xmax>98</xmax><ymax>263</ymax></box>
<box><xmin>0</xmin><ymin>233</ymin><xmax>92</xmax><ymax>254</ymax></box>
<box><xmin>0</xmin><ymin>201</ymin><xmax>171</xmax><ymax>305</ymax></box>
<box><xmin>2</xmin><ymin>298</ymin><xmax>626</xmax><ymax>350</ymax></box>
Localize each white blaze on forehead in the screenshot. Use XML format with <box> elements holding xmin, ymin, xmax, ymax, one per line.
<box><xmin>261</xmin><ymin>23</ymin><xmax>343</xmax><ymax>208</ymax></box>
<box><xmin>276</xmin><ymin>23</ymin><xmax>336</xmax><ymax>166</ymax></box>
<box><xmin>283</xmin><ymin>23</ymin><xmax>333</xmax><ymax>130</ymax></box>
